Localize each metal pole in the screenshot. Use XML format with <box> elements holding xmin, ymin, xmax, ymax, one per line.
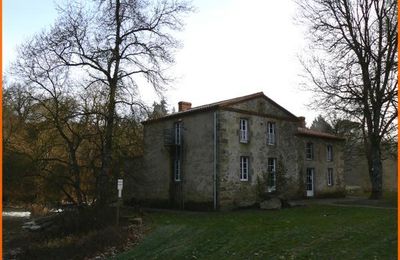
<box><xmin>116</xmin><ymin>198</ymin><xmax>120</xmax><ymax>226</ymax></box>
<box><xmin>116</xmin><ymin>179</ymin><xmax>123</xmax><ymax>225</ymax></box>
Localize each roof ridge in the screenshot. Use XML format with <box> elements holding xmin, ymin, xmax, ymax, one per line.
<box><xmin>189</xmin><ymin>91</ymin><xmax>265</xmax><ymax>110</ymax></box>
<box><xmin>143</xmin><ymin>91</ymin><xmax>297</xmax><ymax>124</ymax></box>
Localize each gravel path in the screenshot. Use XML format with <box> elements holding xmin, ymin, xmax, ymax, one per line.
<box><xmin>295</xmin><ymin>197</ymin><xmax>397</xmax><ymax>210</ymax></box>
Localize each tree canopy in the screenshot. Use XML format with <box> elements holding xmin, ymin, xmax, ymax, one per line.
<box><xmin>8</xmin><ymin>0</ymin><xmax>192</xmax><ymax>206</ymax></box>
<box><xmin>297</xmin><ymin>0</ymin><xmax>397</xmax><ymax>198</ymax></box>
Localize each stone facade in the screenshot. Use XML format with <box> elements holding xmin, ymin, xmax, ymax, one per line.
<box><xmin>344</xmin><ymin>152</ymin><xmax>397</xmax><ymax>193</ymax></box>
<box><xmin>128</xmin><ymin>110</ymin><xmax>216</xmax><ymax>209</ymax></box>
<box><xmin>132</xmin><ymin>92</ymin><xmax>345</xmax><ymax>210</ymax></box>
<box><xmin>296</xmin><ymin>136</ymin><xmax>345</xmax><ymax>198</ymax></box>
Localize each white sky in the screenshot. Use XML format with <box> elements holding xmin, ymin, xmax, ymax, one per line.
<box><xmin>4</xmin><ymin>0</ymin><xmax>317</xmax><ymax>125</ymax></box>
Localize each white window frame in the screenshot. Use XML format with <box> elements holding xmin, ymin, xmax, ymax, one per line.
<box><xmin>240</xmin><ymin>156</ymin><xmax>249</xmax><ymax>181</ymax></box>
<box><xmin>174</xmin><ymin>122</ymin><xmax>181</xmax><ymax>145</ymax></box>
<box><xmin>306</xmin><ymin>142</ymin><xmax>314</xmax><ymax>160</ymax></box>
<box><xmin>267</xmin><ymin>122</ymin><xmax>276</xmax><ymax>145</ymax></box>
<box><xmin>239</xmin><ymin>119</ymin><xmax>249</xmax><ymax>143</ymax></box>
<box><xmin>267</xmin><ymin>158</ymin><xmax>277</xmax><ymax>192</ymax></box>
<box><xmin>327</xmin><ymin>168</ymin><xmax>333</xmax><ymax>186</ymax></box>
<box><xmin>327</xmin><ymin>145</ymin><xmax>333</xmax><ymax>161</ymax></box>
<box><xmin>174</xmin><ymin>159</ymin><xmax>181</xmax><ymax>182</ymax></box>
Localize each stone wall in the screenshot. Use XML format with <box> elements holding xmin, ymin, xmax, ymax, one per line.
<box><xmin>132</xmin><ymin>119</ymin><xmax>170</xmax><ymax>203</ymax></box>
<box><xmin>230</xmin><ymin>96</ymin><xmax>294</xmax><ymax>118</ymax></box>
<box><xmin>382</xmin><ymin>157</ymin><xmax>397</xmax><ymax>192</ymax></box>
<box><xmin>217</xmin><ymin>97</ymin><xmax>345</xmax><ymax>209</ymax></box>
<box><xmin>297</xmin><ymin>136</ymin><xmax>345</xmax><ymax>197</ymax></box>
<box><xmin>132</xmin><ymin>111</ymin><xmax>216</xmax><ymax>209</ymax></box>
<box><xmin>345</xmin><ymin>153</ymin><xmax>397</xmax><ymax>193</ymax></box>
<box><xmin>217</xmin><ymin>105</ymin><xmax>301</xmax><ymax>210</ymax></box>
<box><xmin>180</xmin><ymin>111</ymin><xmax>215</xmax><ymax>207</ymax></box>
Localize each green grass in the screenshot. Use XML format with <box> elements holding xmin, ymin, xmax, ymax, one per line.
<box><xmin>338</xmin><ymin>191</ymin><xmax>398</xmax><ymax>207</ymax></box>
<box><xmin>383</xmin><ymin>192</ymin><xmax>398</xmax><ymax>207</ymax></box>
<box><xmin>117</xmin><ymin>205</ymin><xmax>397</xmax><ymax>259</ymax></box>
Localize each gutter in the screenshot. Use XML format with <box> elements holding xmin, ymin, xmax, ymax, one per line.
<box><xmin>213</xmin><ymin>111</ymin><xmax>218</xmax><ymax>210</ymax></box>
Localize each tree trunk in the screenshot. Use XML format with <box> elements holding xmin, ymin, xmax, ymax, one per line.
<box><xmin>97</xmin><ymin>0</ymin><xmax>122</xmax><ymax>207</ymax></box>
<box><xmin>367</xmin><ymin>141</ymin><xmax>383</xmax><ymax>199</ymax></box>
<box><xmin>68</xmin><ymin>144</ymin><xmax>84</xmax><ymax>206</ymax></box>
<box><xmin>97</xmin><ymin>84</ymin><xmax>117</xmax><ymax>206</ymax></box>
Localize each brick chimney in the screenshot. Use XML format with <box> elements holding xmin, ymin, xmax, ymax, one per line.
<box><xmin>178</xmin><ymin>101</ymin><xmax>192</xmax><ymax>112</ymax></box>
<box><xmin>298</xmin><ymin>116</ymin><xmax>306</xmax><ymax>128</ymax></box>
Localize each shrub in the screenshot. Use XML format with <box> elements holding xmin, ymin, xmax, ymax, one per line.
<box><xmin>22</xmin><ymin>226</ymin><xmax>129</xmax><ymax>259</ymax></box>
<box><xmin>45</xmin><ymin>206</ymin><xmax>117</xmax><ymax>237</ymax></box>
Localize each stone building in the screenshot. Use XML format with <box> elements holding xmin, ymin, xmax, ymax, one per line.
<box><xmin>129</xmin><ymin>92</ymin><xmax>345</xmax><ymax>210</ymax></box>
<box><xmin>344</xmin><ymin>149</ymin><xmax>397</xmax><ymax>194</ymax></box>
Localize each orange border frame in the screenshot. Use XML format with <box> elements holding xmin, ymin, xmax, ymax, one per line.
<box><xmin>1</xmin><ymin>0</ymin><xmax>3</xmax><ymax>258</ymax></box>
<box><xmin>0</xmin><ymin>0</ymin><xmax>3</xmax><ymax>258</ymax></box>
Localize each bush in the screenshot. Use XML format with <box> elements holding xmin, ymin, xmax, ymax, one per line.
<box><xmin>44</xmin><ymin>206</ymin><xmax>117</xmax><ymax>238</ymax></box>
<box><xmin>22</xmin><ymin>226</ymin><xmax>128</xmax><ymax>259</ymax></box>
<box><xmin>7</xmin><ymin>205</ymin><xmax>147</xmax><ymax>259</ymax></box>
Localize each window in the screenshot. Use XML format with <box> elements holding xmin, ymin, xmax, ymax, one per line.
<box><xmin>174</xmin><ymin>122</ymin><xmax>182</xmax><ymax>145</ymax></box>
<box><xmin>267</xmin><ymin>122</ymin><xmax>276</xmax><ymax>145</ymax></box>
<box><xmin>327</xmin><ymin>168</ymin><xmax>334</xmax><ymax>186</ymax></box>
<box><xmin>239</xmin><ymin>119</ymin><xmax>248</xmax><ymax>143</ymax></box>
<box><xmin>240</xmin><ymin>156</ymin><xmax>249</xmax><ymax>181</ymax></box>
<box><xmin>327</xmin><ymin>145</ymin><xmax>333</xmax><ymax>161</ymax></box>
<box><xmin>306</xmin><ymin>142</ymin><xmax>314</xmax><ymax>160</ymax></box>
<box><xmin>174</xmin><ymin>159</ymin><xmax>181</xmax><ymax>181</ymax></box>
<box><xmin>267</xmin><ymin>158</ymin><xmax>277</xmax><ymax>192</ymax></box>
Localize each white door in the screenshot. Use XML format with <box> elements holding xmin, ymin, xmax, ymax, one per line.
<box><xmin>306</xmin><ymin>168</ymin><xmax>314</xmax><ymax>197</ymax></box>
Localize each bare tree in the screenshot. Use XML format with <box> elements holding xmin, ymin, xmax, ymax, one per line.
<box><xmin>297</xmin><ymin>0</ymin><xmax>397</xmax><ymax>199</ymax></box>
<box><xmin>3</xmin><ymin>83</ymin><xmax>32</xmax><ymax>148</ymax></box>
<box><xmin>11</xmin><ymin>39</ymin><xmax>88</xmax><ymax>205</ymax></box>
<box><xmin>3</xmin><ymin>81</ymin><xmax>88</xmax><ymax>206</ymax></box>
<box><xmin>13</xmin><ymin>0</ymin><xmax>192</xmax><ymax>206</ymax></box>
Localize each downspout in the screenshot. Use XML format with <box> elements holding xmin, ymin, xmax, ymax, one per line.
<box><xmin>213</xmin><ymin>111</ymin><xmax>218</xmax><ymax>210</ymax></box>
<box><xmin>181</xmin><ymin>123</ymin><xmax>184</xmax><ymax>210</ymax></box>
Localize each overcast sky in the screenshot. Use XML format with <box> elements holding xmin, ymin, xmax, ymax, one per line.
<box><xmin>4</xmin><ymin>0</ymin><xmax>318</xmax><ymax>125</ymax></box>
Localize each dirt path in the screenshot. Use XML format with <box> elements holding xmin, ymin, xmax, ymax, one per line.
<box><xmin>296</xmin><ymin>197</ymin><xmax>397</xmax><ymax>210</ymax></box>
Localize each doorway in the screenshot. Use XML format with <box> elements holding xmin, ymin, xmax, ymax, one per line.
<box><xmin>306</xmin><ymin>168</ymin><xmax>314</xmax><ymax>197</ymax></box>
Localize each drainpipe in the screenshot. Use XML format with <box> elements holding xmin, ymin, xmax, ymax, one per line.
<box><xmin>213</xmin><ymin>111</ymin><xmax>218</xmax><ymax>210</ymax></box>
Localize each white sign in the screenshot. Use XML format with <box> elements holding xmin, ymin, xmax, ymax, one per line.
<box><xmin>117</xmin><ymin>179</ymin><xmax>123</xmax><ymax>198</ymax></box>
<box><xmin>117</xmin><ymin>179</ymin><xmax>123</xmax><ymax>190</ymax></box>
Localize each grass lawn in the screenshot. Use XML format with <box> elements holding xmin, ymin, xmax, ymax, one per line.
<box><xmin>117</xmin><ymin>205</ymin><xmax>397</xmax><ymax>259</ymax></box>
<box><xmin>337</xmin><ymin>192</ymin><xmax>398</xmax><ymax>208</ymax></box>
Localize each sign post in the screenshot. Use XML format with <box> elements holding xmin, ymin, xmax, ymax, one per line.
<box><xmin>116</xmin><ymin>179</ymin><xmax>123</xmax><ymax>226</ymax></box>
